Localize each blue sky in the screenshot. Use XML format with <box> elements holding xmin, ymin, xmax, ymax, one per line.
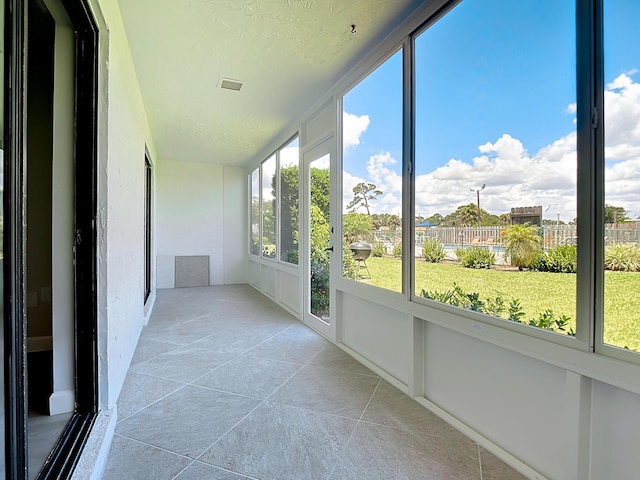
<box><xmin>342</xmin><ymin>0</ymin><xmax>640</xmax><ymax>221</ymax></box>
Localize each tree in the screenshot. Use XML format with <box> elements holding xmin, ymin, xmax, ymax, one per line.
<box><xmin>427</xmin><ymin>213</ymin><xmax>444</xmax><ymax>225</ymax></box>
<box><xmin>343</xmin><ymin>213</ymin><xmax>373</xmax><ymax>243</ymax></box>
<box><xmin>279</xmin><ymin>165</ymin><xmax>299</xmax><ymax>262</ymax></box>
<box><xmin>347</xmin><ymin>182</ymin><xmax>382</xmax><ymax>215</ymax></box>
<box><xmin>443</xmin><ymin>204</ymin><xmax>478</xmax><ymax>227</ymax></box>
<box><xmin>604</xmin><ymin>204</ymin><xmax>630</xmax><ymax>224</ymax></box>
<box><xmin>388</xmin><ymin>214</ymin><xmax>401</xmax><ymax>230</ymax></box>
<box><xmin>442</xmin><ymin>204</ymin><xmax>500</xmax><ymax>226</ymax></box>
<box><xmin>311</xmin><ymin>167</ymin><xmax>330</xmax><ymax>221</ymax></box>
<box><xmin>503</xmin><ymin>223</ymin><xmax>542</xmax><ymax>271</ymax></box>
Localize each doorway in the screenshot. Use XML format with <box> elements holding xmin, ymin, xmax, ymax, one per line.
<box><xmin>4</xmin><ymin>0</ymin><xmax>100</xmax><ymax>477</ymax></box>
<box><xmin>25</xmin><ymin>0</ymin><xmax>75</xmax><ymax>476</ymax></box>
<box><xmin>302</xmin><ymin>138</ymin><xmax>336</xmax><ymax>340</ymax></box>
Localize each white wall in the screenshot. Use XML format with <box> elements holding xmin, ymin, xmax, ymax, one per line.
<box><xmin>93</xmin><ymin>0</ymin><xmax>156</xmax><ymax>409</ymax></box>
<box><xmin>156</xmin><ymin>161</ymin><xmax>247</xmax><ymax>288</ymax></box>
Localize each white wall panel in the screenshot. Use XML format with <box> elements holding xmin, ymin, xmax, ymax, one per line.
<box><xmin>340</xmin><ymin>293</ymin><xmax>411</xmax><ymax>384</ymax></box>
<box><xmin>423</xmin><ymin>323</ymin><xmax>565</xmax><ymax>480</ymax></box>
<box><xmin>249</xmin><ymin>260</ymin><xmax>261</xmax><ymax>289</ymax></box>
<box><xmin>260</xmin><ymin>264</ymin><xmax>277</xmax><ymax>299</ymax></box>
<box><xmin>278</xmin><ymin>270</ymin><xmax>301</xmax><ymax>317</ymax></box>
<box><xmin>223</xmin><ymin>166</ymin><xmax>247</xmax><ymax>284</ymax></box>
<box><xmin>156</xmin><ymin>161</ymin><xmax>223</xmax><ymax>284</ymax></box>
<box><xmin>303</xmin><ymin>99</ymin><xmax>334</xmax><ymax>148</ymax></box>
<box><xmin>591</xmin><ymin>381</ymin><xmax>640</xmax><ymax>479</ymax></box>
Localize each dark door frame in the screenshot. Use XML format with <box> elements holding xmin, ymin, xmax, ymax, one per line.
<box><xmin>4</xmin><ymin>0</ymin><xmax>99</xmax><ymax>477</ymax></box>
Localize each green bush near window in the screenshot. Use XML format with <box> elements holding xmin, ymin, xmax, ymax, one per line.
<box><xmin>605</xmin><ymin>243</ymin><xmax>640</xmax><ymax>272</ymax></box>
<box><xmin>419</xmin><ymin>283</ymin><xmax>574</xmax><ymax>336</ymax></box>
<box><xmin>422</xmin><ymin>238</ymin><xmax>446</xmax><ymax>263</ymax></box>
<box><xmin>392</xmin><ymin>243</ymin><xmax>402</xmax><ymax>257</ymax></box>
<box><xmin>455</xmin><ymin>246</ymin><xmax>495</xmax><ymax>269</ymax></box>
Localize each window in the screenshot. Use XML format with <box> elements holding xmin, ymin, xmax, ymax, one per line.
<box><xmin>279</xmin><ymin>137</ymin><xmax>299</xmax><ymax>264</ymax></box>
<box><xmin>602</xmin><ymin>0</ymin><xmax>640</xmax><ymax>353</ymax></box>
<box><xmin>250</xmin><ymin>167</ymin><xmax>260</xmax><ymax>255</ymax></box>
<box><xmin>413</xmin><ymin>0</ymin><xmax>578</xmax><ymax>338</ymax></box>
<box><xmin>342</xmin><ymin>49</ymin><xmax>404</xmax><ymax>291</ymax></box>
<box><xmin>250</xmin><ymin>135</ymin><xmax>300</xmax><ymax>264</ymax></box>
<box><xmin>261</xmin><ymin>154</ymin><xmax>277</xmax><ymax>259</ymax></box>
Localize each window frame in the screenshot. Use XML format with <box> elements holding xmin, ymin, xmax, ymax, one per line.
<box><xmin>250</xmin><ymin>134</ymin><xmax>300</xmax><ymax>267</ymax></box>
<box><xmin>334</xmin><ymin>0</ymin><xmax>638</xmax><ymax>364</ymax></box>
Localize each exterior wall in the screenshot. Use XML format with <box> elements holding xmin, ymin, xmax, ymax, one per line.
<box><xmin>93</xmin><ymin>0</ymin><xmax>156</xmax><ymax>410</ymax></box>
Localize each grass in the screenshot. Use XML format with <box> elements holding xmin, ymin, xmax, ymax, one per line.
<box><xmin>361</xmin><ymin>256</ymin><xmax>640</xmax><ymax>351</ymax></box>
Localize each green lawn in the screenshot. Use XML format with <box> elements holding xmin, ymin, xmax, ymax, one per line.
<box><xmin>360</xmin><ymin>256</ymin><xmax>640</xmax><ymax>351</ymax></box>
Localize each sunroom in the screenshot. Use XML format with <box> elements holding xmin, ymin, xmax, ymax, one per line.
<box><xmin>2</xmin><ymin>0</ymin><xmax>640</xmax><ymax>479</ymax></box>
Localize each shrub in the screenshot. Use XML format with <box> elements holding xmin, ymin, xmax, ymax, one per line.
<box><xmin>419</xmin><ymin>284</ymin><xmax>574</xmax><ymax>336</ymax></box>
<box><xmin>422</xmin><ymin>238</ymin><xmax>446</xmax><ymax>263</ymax></box>
<box><xmin>455</xmin><ymin>246</ymin><xmax>495</xmax><ymax>269</ymax></box>
<box><xmin>392</xmin><ymin>243</ymin><xmax>403</xmax><ymax>257</ymax></box>
<box><xmin>531</xmin><ymin>244</ymin><xmax>577</xmax><ymax>273</ymax></box>
<box><xmin>605</xmin><ymin>243</ymin><xmax>640</xmax><ymax>272</ymax></box>
<box><xmin>503</xmin><ymin>223</ymin><xmax>542</xmax><ymax>270</ymax></box>
<box><xmin>371</xmin><ymin>241</ymin><xmax>386</xmax><ymax>257</ymax></box>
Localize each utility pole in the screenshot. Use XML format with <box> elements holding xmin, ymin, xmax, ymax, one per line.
<box><xmin>470</xmin><ymin>184</ymin><xmax>485</xmax><ymax>226</ymax></box>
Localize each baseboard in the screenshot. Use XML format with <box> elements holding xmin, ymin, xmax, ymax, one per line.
<box><xmin>49</xmin><ymin>389</ymin><xmax>75</xmax><ymax>415</ymax></box>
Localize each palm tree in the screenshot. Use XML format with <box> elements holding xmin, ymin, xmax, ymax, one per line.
<box><xmin>503</xmin><ymin>223</ymin><xmax>542</xmax><ymax>270</ymax></box>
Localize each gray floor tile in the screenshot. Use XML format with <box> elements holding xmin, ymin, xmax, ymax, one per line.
<box><xmin>245</xmin><ymin>323</ymin><xmax>332</xmax><ymax>364</ymax></box>
<box><xmin>117</xmin><ymin>371</ymin><xmax>185</xmax><ymax>420</ymax></box>
<box><xmin>101</xmin><ymin>435</ymin><xmax>191</xmax><ymax>480</ymax></box>
<box><xmin>269</xmin><ymin>364</ymin><xmax>380</xmax><ymax>419</ymax></box>
<box><xmin>174</xmin><ymin>461</ymin><xmax>253</xmax><ymax>480</ymax></box>
<box><xmin>308</xmin><ymin>344</ymin><xmax>377</xmax><ymax>376</ymax></box>
<box><xmin>130</xmin><ymin>337</ymin><xmax>182</xmax><ymax>366</ymax></box>
<box><xmin>199</xmin><ymin>401</ymin><xmax>356</xmax><ymax>480</ymax></box>
<box><xmin>362</xmin><ymin>380</ymin><xmax>462</xmax><ymax>438</ymax></box>
<box><xmin>116</xmin><ymin>385</ymin><xmax>260</xmax><ymax>458</ymax></box>
<box><xmin>479</xmin><ymin>447</ymin><xmax>528</xmax><ymax>480</ymax></box>
<box><xmin>329</xmin><ymin>422</ymin><xmax>481</xmax><ymax>480</ymax></box>
<box><xmin>106</xmin><ymin>286</ymin><xmax>523</xmax><ymax>480</ymax></box>
<box><xmin>193</xmin><ymin>354</ymin><xmax>303</xmax><ymax>399</ymax></box>
<box><xmin>130</xmin><ymin>346</ymin><xmax>230</xmax><ymax>383</ymax></box>
<box><xmin>190</xmin><ymin>325</ymin><xmax>276</xmax><ymax>355</ymax></box>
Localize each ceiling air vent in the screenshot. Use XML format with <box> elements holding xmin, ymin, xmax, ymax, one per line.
<box><xmin>219</xmin><ymin>78</ymin><xmax>243</xmax><ymax>91</ymax></box>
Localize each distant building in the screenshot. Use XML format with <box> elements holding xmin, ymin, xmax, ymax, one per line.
<box><xmin>510</xmin><ymin>206</ymin><xmax>542</xmax><ymax>227</ymax></box>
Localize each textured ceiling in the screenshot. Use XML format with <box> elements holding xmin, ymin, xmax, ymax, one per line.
<box><xmin>117</xmin><ymin>0</ymin><xmax>422</xmax><ymax>167</ymax></box>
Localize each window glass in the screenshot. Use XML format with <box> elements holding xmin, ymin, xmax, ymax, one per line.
<box><xmin>603</xmin><ymin>0</ymin><xmax>640</xmax><ymax>352</ymax></box>
<box><xmin>342</xmin><ymin>49</ymin><xmax>403</xmax><ymax>290</ymax></box>
<box><xmin>279</xmin><ymin>137</ymin><xmax>299</xmax><ymax>264</ymax></box>
<box><xmin>414</xmin><ymin>0</ymin><xmax>578</xmax><ymax>336</ymax></box>
<box><xmin>261</xmin><ymin>155</ymin><xmax>277</xmax><ymax>259</ymax></box>
<box><xmin>250</xmin><ymin>168</ymin><xmax>260</xmax><ymax>255</ymax></box>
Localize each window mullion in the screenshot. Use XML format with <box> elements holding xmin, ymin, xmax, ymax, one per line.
<box><xmin>576</xmin><ymin>0</ymin><xmax>604</xmax><ymax>350</ymax></box>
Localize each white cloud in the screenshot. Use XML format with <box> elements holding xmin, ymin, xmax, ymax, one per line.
<box><xmin>343</xmin><ymin>112</ymin><xmax>370</xmax><ymax>149</ymax></box>
<box><xmin>344</xmin><ymin>74</ymin><xmax>640</xmax><ymax>221</ymax></box>
<box><xmin>280</xmin><ymin>145</ymin><xmax>299</xmax><ymax>167</ymax></box>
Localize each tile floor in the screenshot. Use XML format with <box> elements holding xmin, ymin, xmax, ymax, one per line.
<box><xmin>102</xmin><ymin>285</ymin><xmax>527</xmax><ymax>480</ymax></box>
